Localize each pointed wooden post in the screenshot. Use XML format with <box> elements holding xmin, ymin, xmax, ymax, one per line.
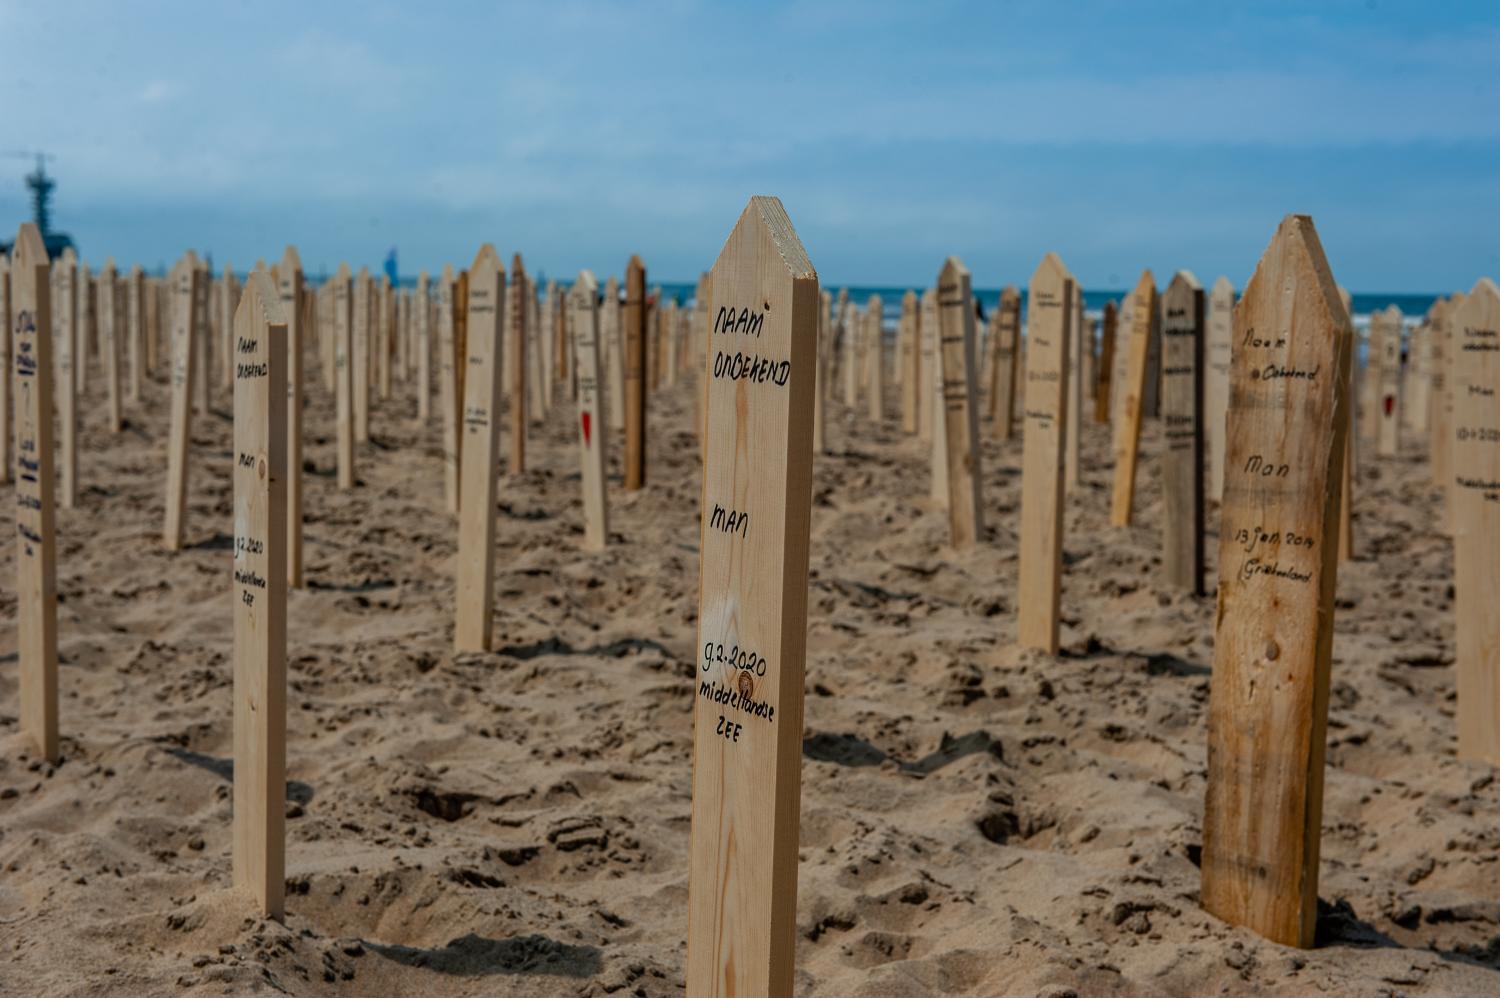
<box><xmin>1452</xmin><ymin>278</ymin><xmax>1500</xmax><ymax>764</ymax></box>
<box><xmin>624</xmin><ymin>256</ymin><xmax>648</xmax><ymax>490</ymax></box>
<box><xmin>838</xmin><ymin>297</ymin><xmax>855</xmax><ymax>407</ymax></box>
<box><xmin>687</xmin><ymin>196</ymin><xmax>817</xmax><ymax>998</ymax></box>
<box><xmin>99</xmin><ymin>260</ymin><xmax>122</xmax><ymax>433</ymax></box>
<box><xmin>438</xmin><ymin>265</ymin><xmax>460</xmax><ymax>510</ymax></box>
<box><xmin>1430</xmin><ymin>296</ymin><xmax>1453</xmax><ymax>490</ymax></box>
<box><xmin>918</xmin><ymin>290</ymin><xmax>936</xmax><ymax>444</ymax></box>
<box><xmin>454</xmin><ymin>246</ymin><xmax>506</xmax><ymax>652</ymax></box>
<box><xmin>899</xmin><ymin>290</ymin><xmax>919</xmax><ymax>433</ymax></box>
<box><xmin>332</xmin><ymin>264</ymin><xmax>356</xmax><ymax>490</ymax></box>
<box><xmin>527</xmin><ymin>276</ymin><xmax>546</xmax><ymax>423</ymax></box>
<box><xmin>987</xmin><ymin>286</ymin><xmax>1020</xmax><ymax>439</ymax></box>
<box><xmin>1094</xmin><ymin>299</ymin><xmax>1117</xmax><ymax>424</ymax></box>
<box><xmin>602</xmin><ymin>276</ymin><xmax>625</xmax><ymax>433</ymax></box>
<box><xmin>814</xmin><ymin>289</ymin><xmax>830</xmax><ymax>453</ymax></box>
<box><xmin>1160</xmin><ymin>271</ymin><xmax>1206</xmax><ymax>595</ymax></box>
<box><xmin>193</xmin><ymin>258</ymin><xmax>211</xmax><ymax>415</ymax></box>
<box><xmin>416</xmin><ymin>271</ymin><xmax>431</xmax><ymax>422</ymax></box>
<box><xmin>1375</xmin><ymin>305</ymin><xmax>1402</xmax><ymax>458</ymax></box>
<box><xmin>1142</xmin><ymin>285</ymin><xmax>1162</xmax><ymax>419</ymax></box>
<box><xmin>1201</xmin><ymin>215</ymin><xmax>1351</xmax><ymax>949</ymax></box>
<box><xmin>219</xmin><ymin>265</ymin><xmax>236</xmax><ymax>389</ymax></box>
<box><xmin>1018</xmin><ymin>253</ymin><xmax>1073</xmax><ymax>654</ymax></box>
<box><xmin>866</xmin><ymin>295</ymin><xmax>884</xmax><ymax>422</ymax></box>
<box><xmin>572</xmin><ymin>271</ymin><xmax>609</xmax><ymax>550</ymax></box>
<box><xmin>377</xmin><ymin>276</ymin><xmax>393</xmax><ymax>401</ymax></box>
<box><xmin>1338</xmin><ymin>287</ymin><xmax>1356</xmax><ymax>562</ymax></box>
<box><xmin>277</xmin><ymin>248</ymin><xmax>305</xmax><ymax>588</ymax></box>
<box><xmin>936</xmin><ymin>259</ymin><xmax>983</xmax><ymax>546</ymax></box>
<box><xmin>164</xmin><ymin>254</ymin><xmax>203</xmax><ymax>550</ymax></box>
<box><xmin>0</xmin><ymin>251</ymin><xmax>9</xmax><ymax>485</ymax></box>
<box><xmin>1205</xmin><ymin>277</ymin><xmax>1234</xmax><ymax>503</ymax></box>
<box><xmin>231</xmin><ymin>269</ymin><xmax>287</xmax><ymax>920</ymax></box>
<box><xmin>12</xmin><ymin>224</ymin><xmax>60</xmax><ymax>763</ymax></box>
<box><xmin>53</xmin><ymin>250</ymin><xmax>78</xmax><ymax>509</ymax></box>
<box><xmin>508</xmin><ymin>254</ymin><xmax>528</xmax><ymax>475</ymax></box>
<box><xmin>127</xmin><ymin>265</ymin><xmax>144</xmax><ymax>403</ymax></box>
<box><xmin>353</xmin><ymin>268</ymin><xmax>371</xmax><ymax>443</ymax></box>
<box><xmin>1110</xmin><ymin>271</ymin><xmax>1158</xmax><ymax>526</ymax></box>
<box><xmin>1065</xmin><ymin>279</ymin><xmax>1083</xmax><ymax>491</ymax></box>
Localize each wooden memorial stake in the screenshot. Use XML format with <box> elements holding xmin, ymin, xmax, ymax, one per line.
<box><xmin>1452</xmin><ymin>278</ymin><xmax>1500</xmax><ymax>764</ymax></box>
<box><xmin>164</xmin><ymin>254</ymin><xmax>203</xmax><ymax>550</ymax></box>
<box><xmin>663</xmin><ymin>297</ymin><xmax>679</xmax><ymax>390</ymax></box>
<box><xmin>814</xmin><ymin>289</ymin><xmax>830</xmax><ymax>453</ymax></box>
<box><xmin>0</xmin><ymin>251</ymin><xmax>9</xmax><ymax>484</ymax></box>
<box><xmin>509</xmin><ymin>254</ymin><xmax>527</xmax><ymax>474</ymax></box>
<box><xmin>54</xmin><ymin>250</ymin><xmax>78</xmax><ymax>509</ymax></box>
<box><xmin>900</xmin><ymin>289</ymin><xmax>919</xmax><ymax>433</ymax></box>
<box><xmin>353</xmin><ymin>268</ymin><xmax>371</xmax><ymax>443</ymax></box>
<box><xmin>1065</xmin><ymin>279</ymin><xmax>1083</xmax><ymax>491</ymax></box>
<box><xmin>1375</xmin><ymin>305</ymin><xmax>1402</xmax><ymax>458</ymax></box>
<box><xmin>377</xmin><ymin>277</ymin><xmax>392</xmax><ymax>401</ymax></box>
<box><xmin>416</xmin><ymin>271</ymin><xmax>431</xmax><ymax>422</ymax></box>
<box><xmin>1206</xmin><ymin>277</ymin><xmax>1234</xmax><ymax>503</ymax></box>
<box><xmin>918</xmin><ymin>289</ymin><xmax>936</xmax><ymax>443</ymax></box>
<box><xmin>1201</xmin><ymin>215</ymin><xmax>1350</xmax><ymax>949</ymax></box>
<box><xmin>572</xmin><ymin>271</ymin><xmax>609</xmax><ymax>550</ymax></box>
<box><xmin>1018</xmin><ymin>253</ymin><xmax>1073</xmax><ymax>653</ymax></box>
<box><xmin>603</xmin><ymin>277</ymin><xmax>625</xmax><ymax>432</ymax></box>
<box><xmin>1160</xmin><ymin>271</ymin><xmax>1206</xmax><ymax>595</ymax></box>
<box><xmin>100</xmin><ymin>260</ymin><xmax>122</xmax><ymax>433</ymax></box>
<box><xmin>333</xmin><ymin>264</ymin><xmax>356</xmax><ymax>490</ymax></box>
<box><xmin>231</xmin><ymin>269</ymin><xmax>288</xmax><ymax>920</ymax></box>
<box><xmin>864</xmin><ymin>295</ymin><xmax>882</xmax><ymax>422</ymax></box>
<box><xmin>438</xmin><ymin>265</ymin><xmax>460</xmax><ymax>510</ymax></box>
<box><xmin>219</xmin><ymin>264</ymin><xmax>236</xmax><ymax>389</ymax></box>
<box><xmin>1095</xmin><ymin>299</ymin><xmax>1117</xmax><ymax>424</ymax></box>
<box><xmin>193</xmin><ymin>258</ymin><xmax>211</xmax><ymax>415</ymax></box>
<box><xmin>624</xmin><ymin>256</ymin><xmax>648</xmax><ymax>490</ymax></box>
<box><xmin>988</xmin><ymin>286</ymin><xmax>1020</xmax><ymax>439</ymax></box>
<box><xmin>687</xmin><ymin>196</ymin><xmax>816</xmax><ymax>998</ymax></box>
<box><xmin>936</xmin><ymin>259</ymin><xmax>984</xmax><ymax>546</ymax></box>
<box><xmin>527</xmin><ymin>278</ymin><xmax>546</xmax><ymax>424</ymax></box>
<box><xmin>12</xmin><ymin>224</ymin><xmax>60</xmax><ymax>762</ymax></box>
<box><xmin>1338</xmin><ymin>287</ymin><xmax>1356</xmax><ymax>562</ymax></box>
<box><xmin>454</xmin><ymin>246</ymin><xmax>505</xmax><ymax>652</ymax></box>
<box><xmin>1110</xmin><ymin>271</ymin><xmax>1158</xmax><ymax>526</ymax></box>
<box><xmin>1430</xmin><ymin>297</ymin><xmax>1452</xmax><ymax>490</ymax></box>
<box><xmin>278</xmin><ymin>248</ymin><xmax>305</xmax><ymax>588</ymax></box>
<box><xmin>127</xmin><ymin>265</ymin><xmax>144</xmax><ymax>402</ymax></box>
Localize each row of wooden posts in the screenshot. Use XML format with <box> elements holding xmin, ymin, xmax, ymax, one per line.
<box><xmin>7</xmin><ymin>204</ymin><xmax>1499</xmax><ymax>994</ymax></box>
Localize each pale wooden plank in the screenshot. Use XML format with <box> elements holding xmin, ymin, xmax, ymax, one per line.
<box><xmin>572</xmin><ymin>271</ymin><xmax>609</xmax><ymax>550</ymax></box>
<box><xmin>1110</xmin><ymin>272</ymin><xmax>1158</xmax><ymax>526</ymax></box>
<box><xmin>53</xmin><ymin>250</ymin><xmax>77</xmax><ymax>509</ymax></box>
<box><xmin>814</xmin><ymin>289</ymin><xmax>830</xmax><ymax>453</ymax></box>
<box><xmin>278</xmin><ymin>248</ymin><xmax>305</xmax><ymax>589</ymax></box>
<box><xmin>333</xmin><ymin>264</ymin><xmax>356</xmax><ymax>491</ymax></box>
<box><xmin>438</xmin><ymin>265</ymin><xmax>459</xmax><ymax>510</ymax></box>
<box><xmin>231</xmin><ymin>268</ymin><xmax>288</xmax><ymax>920</ymax></box>
<box><xmin>1160</xmin><ymin>271</ymin><xmax>1206</xmax><ymax>594</ymax></box>
<box><xmin>1018</xmin><ymin>253</ymin><xmax>1073</xmax><ymax>654</ymax></box>
<box><xmin>687</xmin><ymin>196</ymin><xmax>817</xmax><ymax>998</ymax></box>
<box><xmin>193</xmin><ymin>257</ymin><xmax>211</xmax><ymax>415</ymax></box>
<box><xmin>866</xmin><ymin>294</ymin><xmax>884</xmax><ymax>422</ymax></box>
<box><xmin>1201</xmin><ymin>214</ymin><xmax>1350</xmax><ymax>949</ymax></box>
<box><xmin>900</xmin><ymin>290</ymin><xmax>919</xmax><ymax>433</ymax></box>
<box><xmin>12</xmin><ymin>223</ymin><xmax>60</xmax><ymax>763</ymax></box>
<box><xmin>353</xmin><ymin>267</ymin><xmax>371</xmax><ymax>443</ymax></box>
<box><xmin>1206</xmin><ymin>277</ymin><xmax>1234</xmax><ymax>503</ymax></box>
<box><xmin>100</xmin><ymin>260</ymin><xmax>122</xmax><ymax>433</ymax></box>
<box><xmin>164</xmin><ymin>253</ymin><xmax>203</xmax><ymax>549</ymax></box>
<box><xmin>988</xmin><ymin>287</ymin><xmax>1020</xmax><ymax>440</ymax></box>
<box><xmin>1375</xmin><ymin>305</ymin><xmax>1402</xmax><ymax>457</ymax></box>
<box><xmin>1095</xmin><ymin>299</ymin><xmax>1117</xmax><ymax>424</ymax></box>
<box><xmin>1452</xmin><ymin>278</ymin><xmax>1500</xmax><ymax>764</ymax></box>
<box><xmin>416</xmin><ymin>272</ymin><xmax>431</xmax><ymax>422</ymax></box>
<box><xmin>1338</xmin><ymin>287</ymin><xmax>1355</xmax><ymax>562</ymax></box>
<box><xmin>127</xmin><ymin>265</ymin><xmax>144</xmax><ymax>403</ymax></box>
<box><xmin>454</xmin><ymin>246</ymin><xmax>506</xmax><ymax>652</ymax></box>
<box><xmin>937</xmin><ymin>259</ymin><xmax>983</xmax><ymax>546</ymax></box>
<box><xmin>1065</xmin><ymin>280</ymin><xmax>1083</xmax><ymax>491</ymax></box>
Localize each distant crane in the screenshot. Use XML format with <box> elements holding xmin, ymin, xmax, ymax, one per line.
<box><xmin>2</xmin><ymin>151</ymin><xmax>75</xmax><ymax>258</ymax></box>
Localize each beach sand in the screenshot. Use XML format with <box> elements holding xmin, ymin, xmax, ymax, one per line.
<box><xmin>2</xmin><ymin>361</ymin><xmax>1498</xmax><ymax>996</ymax></box>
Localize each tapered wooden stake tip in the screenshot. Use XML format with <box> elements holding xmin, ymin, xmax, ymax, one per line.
<box><xmin>1170</xmin><ymin>270</ymin><xmax>1202</xmax><ymax>292</ymax></box>
<box><xmin>574</xmin><ymin>270</ymin><xmax>598</xmax><ymax>294</ymax></box>
<box><xmin>940</xmin><ymin>255</ymin><xmax>970</xmax><ymax>281</ymax></box>
<box><xmin>1212</xmin><ymin>275</ymin><xmax>1234</xmax><ymax>295</ymax></box>
<box><xmin>281</xmin><ymin>245</ymin><xmax>302</xmax><ymax>271</ymax></box>
<box><xmin>1469</xmin><ymin>276</ymin><xmax>1500</xmax><ymax>302</ymax></box>
<box><xmin>13</xmin><ymin>222</ymin><xmax>46</xmax><ymax>262</ymax></box>
<box><xmin>711</xmin><ymin>196</ymin><xmax>815</xmax><ymax>280</ymax></box>
<box><xmin>1030</xmin><ymin>252</ymin><xmax>1069</xmax><ymax>286</ymax></box>
<box><xmin>335</xmin><ymin>262</ymin><xmax>351</xmax><ymax>280</ymax></box>
<box><xmin>1244</xmin><ymin>215</ymin><xmax>1348</xmax><ymax>336</ymax></box>
<box><xmin>471</xmin><ymin>243</ymin><xmax>501</xmax><ymax>273</ymax></box>
<box><xmin>239</xmin><ymin>269</ymin><xmax>287</xmax><ymax>329</ymax></box>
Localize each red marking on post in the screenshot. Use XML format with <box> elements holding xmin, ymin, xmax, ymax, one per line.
<box><xmin>1383</xmin><ymin>394</ymin><xmax>1395</xmax><ymax>417</ymax></box>
<box><xmin>581</xmin><ymin>411</ymin><xmax>592</xmax><ymax>446</ymax></box>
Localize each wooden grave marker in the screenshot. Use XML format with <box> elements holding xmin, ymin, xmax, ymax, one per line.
<box><xmin>219</xmin><ymin>264</ymin><xmax>236</xmax><ymax>389</ymax></box>
<box><xmin>936</xmin><ymin>259</ymin><xmax>984</xmax><ymax>546</ymax></box>
<box><xmin>1338</xmin><ymin>287</ymin><xmax>1356</xmax><ymax>562</ymax></box>
<box><xmin>988</xmin><ymin>286</ymin><xmax>1020</xmax><ymax>439</ymax></box>
<box><xmin>1430</xmin><ymin>296</ymin><xmax>1452</xmax><ymax>490</ymax></box>
<box><xmin>571</xmin><ymin>270</ymin><xmax>609</xmax><ymax>550</ymax></box>
<box><xmin>867</xmin><ymin>294</ymin><xmax>884</xmax><ymax>422</ymax></box>
<box><xmin>687</xmin><ymin>196</ymin><xmax>817</xmax><ymax>998</ymax></box>
<box><xmin>100</xmin><ymin>259</ymin><xmax>122</xmax><ymax>432</ymax></box>
<box><xmin>1375</xmin><ymin>305</ymin><xmax>1402</xmax><ymax>458</ymax></box>
<box><xmin>624</xmin><ymin>256</ymin><xmax>648</xmax><ymax>490</ymax></box>
<box><xmin>127</xmin><ymin>265</ymin><xmax>144</xmax><ymax>402</ymax></box>
<box><xmin>12</xmin><ymin>224</ymin><xmax>60</xmax><ymax>762</ymax></box>
<box><xmin>1094</xmin><ymin>299</ymin><xmax>1117</xmax><ymax>424</ymax></box>
<box><xmin>1206</xmin><ymin>276</ymin><xmax>1234</xmax><ymax>503</ymax></box>
<box><xmin>1018</xmin><ymin>253</ymin><xmax>1073</xmax><ymax>654</ymax></box>
<box><xmin>814</xmin><ymin>289</ymin><xmax>830</xmax><ymax>453</ymax></box>
<box><xmin>416</xmin><ymin>271</ymin><xmax>431</xmax><ymax>422</ymax></box>
<box><xmin>438</xmin><ymin>265</ymin><xmax>459</xmax><ymax>509</ymax></box>
<box><xmin>527</xmin><ymin>276</ymin><xmax>546</xmax><ymax>423</ymax></box>
<box><xmin>1065</xmin><ymin>278</ymin><xmax>1083</xmax><ymax>491</ymax></box>
<box><xmin>278</xmin><ymin>247</ymin><xmax>305</xmax><ymax>588</ymax></box>
<box><xmin>164</xmin><ymin>253</ymin><xmax>204</xmax><ymax>550</ymax></box>
<box><xmin>454</xmin><ymin>246</ymin><xmax>506</xmax><ymax>652</ymax></box>
<box><xmin>0</xmin><ymin>250</ymin><xmax>9</xmax><ymax>484</ymax></box>
<box><xmin>602</xmin><ymin>276</ymin><xmax>625</xmax><ymax>432</ymax></box>
<box><xmin>193</xmin><ymin>258</ymin><xmax>211</xmax><ymax>415</ymax></box>
<box><xmin>509</xmin><ymin>253</ymin><xmax>528</xmax><ymax>474</ymax></box>
<box><xmin>918</xmin><ymin>288</ymin><xmax>936</xmax><ymax>443</ymax></box>
<box><xmin>1110</xmin><ymin>271</ymin><xmax>1158</xmax><ymax>526</ymax></box>
<box><xmin>354</xmin><ymin>267</ymin><xmax>372</xmax><ymax>443</ymax></box>
<box><xmin>231</xmin><ymin>268</ymin><xmax>288</xmax><ymax>920</ymax></box>
<box><xmin>1201</xmin><ymin>214</ymin><xmax>1351</xmax><ymax>949</ymax></box>
<box><xmin>333</xmin><ymin>264</ymin><xmax>356</xmax><ymax>490</ymax></box>
<box><xmin>1451</xmin><ymin>278</ymin><xmax>1500</xmax><ymax>764</ymax></box>
<box><xmin>54</xmin><ymin>249</ymin><xmax>77</xmax><ymax>509</ymax></box>
<box><xmin>1160</xmin><ymin>271</ymin><xmax>1206</xmax><ymax>595</ymax></box>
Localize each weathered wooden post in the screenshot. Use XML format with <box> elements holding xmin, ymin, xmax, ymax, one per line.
<box><xmin>1110</xmin><ymin>271</ymin><xmax>1158</xmax><ymax>527</ymax></box>
<box><xmin>377</xmin><ymin>276</ymin><xmax>392</xmax><ymax>401</ymax></box>
<box><xmin>1065</xmin><ymin>279</ymin><xmax>1084</xmax><ymax>491</ymax></box>
<box><xmin>1206</xmin><ymin>277</ymin><xmax>1234</xmax><ymax>503</ymax></box>
<box><xmin>572</xmin><ymin>271</ymin><xmax>609</xmax><ymax>551</ymax></box>
<box><xmin>12</xmin><ymin>224</ymin><xmax>60</xmax><ymax>763</ymax></box>
<box><xmin>1429</xmin><ymin>297</ymin><xmax>1452</xmax><ymax>490</ymax></box>
<box><xmin>602</xmin><ymin>276</ymin><xmax>625</xmax><ymax>432</ymax></box>
<box><xmin>1452</xmin><ymin>278</ymin><xmax>1500</xmax><ymax>764</ymax></box>
<box><xmin>936</xmin><ymin>259</ymin><xmax>984</xmax><ymax>546</ymax></box>
<box><xmin>988</xmin><ymin>286</ymin><xmax>1020</xmax><ymax>439</ymax></box>
<box><xmin>438</xmin><ymin>265</ymin><xmax>459</xmax><ymax>510</ymax></box>
<box><xmin>900</xmin><ymin>289</ymin><xmax>919</xmax><ymax>433</ymax></box>
<box><xmin>1338</xmin><ymin>287</ymin><xmax>1356</xmax><ymax>562</ymax></box>
<box><xmin>0</xmin><ymin>250</ymin><xmax>9</xmax><ymax>484</ymax></box>
<box><xmin>624</xmin><ymin>256</ymin><xmax>648</xmax><ymax>490</ymax></box>
<box><xmin>53</xmin><ymin>249</ymin><xmax>78</xmax><ymax>509</ymax></box>
<box><xmin>164</xmin><ymin>253</ymin><xmax>204</xmax><ymax>550</ymax></box>
<box><xmin>333</xmin><ymin>264</ymin><xmax>356</xmax><ymax>491</ymax></box>
<box><xmin>353</xmin><ymin>267</ymin><xmax>371</xmax><ymax>443</ymax></box>
<box><xmin>814</xmin><ymin>289</ymin><xmax>830</xmax><ymax>453</ymax></box>
<box><xmin>278</xmin><ymin>248</ymin><xmax>305</xmax><ymax>588</ymax></box>
<box><xmin>866</xmin><ymin>294</ymin><xmax>884</xmax><ymax>422</ymax></box>
<box><xmin>1018</xmin><ymin>253</ymin><xmax>1073</xmax><ymax>654</ymax></box>
<box><xmin>193</xmin><ymin>258</ymin><xmax>211</xmax><ymax>415</ymax></box>
<box><xmin>1201</xmin><ymin>215</ymin><xmax>1351</xmax><ymax>949</ymax></box>
<box><xmin>454</xmin><ymin>246</ymin><xmax>505</xmax><ymax>652</ymax></box>
<box><xmin>1375</xmin><ymin>305</ymin><xmax>1402</xmax><ymax>458</ymax></box>
<box><xmin>918</xmin><ymin>289</ymin><xmax>936</xmax><ymax>443</ymax></box>
<box><xmin>219</xmin><ymin>264</ymin><xmax>236</xmax><ymax>389</ymax></box>
<box><xmin>100</xmin><ymin>260</ymin><xmax>122</xmax><ymax>433</ymax></box>
<box><xmin>687</xmin><ymin>196</ymin><xmax>816</xmax><ymax>998</ymax></box>
<box><xmin>127</xmin><ymin>265</ymin><xmax>145</xmax><ymax>403</ymax></box>
<box><xmin>231</xmin><ymin>268</ymin><xmax>288</xmax><ymax>920</ymax></box>
<box><xmin>1160</xmin><ymin>271</ymin><xmax>1206</xmax><ymax>595</ymax></box>
<box><xmin>416</xmin><ymin>271</ymin><xmax>431</xmax><ymax>422</ymax></box>
<box><xmin>509</xmin><ymin>253</ymin><xmax>527</xmax><ymax>474</ymax></box>
<box><xmin>1094</xmin><ymin>299</ymin><xmax>1116</xmax><ymax>424</ymax></box>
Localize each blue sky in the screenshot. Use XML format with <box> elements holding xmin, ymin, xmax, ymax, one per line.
<box><xmin>1</xmin><ymin>0</ymin><xmax>1495</xmax><ymax>291</ymax></box>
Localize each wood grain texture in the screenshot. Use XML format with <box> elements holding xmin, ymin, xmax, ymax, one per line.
<box><xmin>231</xmin><ymin>268</ymin><xmax>288</xmax><ymax>920</ymax></box>
<box><xmin>687</xmin><ymin>197</ymin><xmax>817</xmax><ymax>998</ymax></box>
<box><xmin>11</xmin><ymin>223</ymin><xmax>59</xmax><ymax>762</ymax></box>
<box><xmin>53</xmin><ymin>250</ymin><xmax>77</xmax><ymax>509</ymax></box>
<box><xmin>867</xmin><ymin>294</ymin><xmax>884</xmax><ymax>423</ymax></box>
<box><xmin>1206</xmin><ymin>277</ymin><xmax>1234</xmax><ymax>504</ymax></box>
<box><xmin>1160</xmin><ymin>271</ymin><xmax>1206</xmax><ymax>595</ymax></box>
<box><xmin>1095</xmin><ymin>299</ymin><xmax>1116</xmax><ymax>425</ymax></box>
<box><xmin>438</xmin><ymin>265</ymin><xmax>459</xmax><ymax>510</ymax></box>
<box><xmin>100</xmin><ymin>260</ymin><xmax>122</xmax><ymax>433</ymax></box>
<box><xmin>164</xmin><ymin>254</ymin><xmax>202</xmax><ymax>550</ymax></box>
<box><xmin>1452</xmin><ymin>278</ymin><xmax>1500</xmax><ymax>764</ymax></box>
<box><xmin>333</xmin><ymin>265</ymin><xmax>356</xmax><ymax>491</ymax></box>
<box><xmin>1110</xmin><ymin>272</ymin><xmax>1158</xmax><ymax>527</ymax></box>
<box><xmin>919</xmin><ymin>288</ymin><xmax>936</xmax><ymax>444</ymax></box>
<box><xmin>1338</xmin><ymin>287</ymin><xmax>1355</xmax><ymax>562</ymax></box>
<box><xmin>278</xmin><ymin>248</ymin><xmax>305</xmax><ymax>589</ymax></box>
<box><xmin>1201</xmin><ymin>214</ymin><xmax>1350</xmax><ymax>949</ymax></box>
<box><xmin>454</xmin><ymin>246</ymin><xmax>506</xmax><ymax>653</ymax></box>
<box><xmin>990</xmin><ymin>287</ymin><xmax>1020</xmax><ymax>440</ymax></box>
<box><xmin>509</xmin><ymin>254</ymin><xmax>528</xmax><ymax>475</ymax></box>
<box><xmin>353</xmin><ymin>268</ymin><xmax>371</xmax><ymax>443</ymax></box>
<box><xmin>624</xmin><ymin>257</ymin><xmax>647</xmax><ymax>490</ymax></box>
<box><xmin>417</xmin><ymin>272</ymin><xmax>431</xmax><ymax>422</ymax></box>
<box><xmin>1018</xmin><ymin>253</ymin><xmax>1073</xmax><ymax>654</ymax></box>
<box><xmin>936</xmin><ymin>259</ymin><xmax>983</xmax><ymax>547</ymax></box>
<box><xmin>571</xmin><ymin>271</ymin><xmax>609</xmax><ymax>551</ymax></box>
<box><xmin>900</xmin><ymin>289</ymin><xmax>919</xmax><ymax>433</ymax></box>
